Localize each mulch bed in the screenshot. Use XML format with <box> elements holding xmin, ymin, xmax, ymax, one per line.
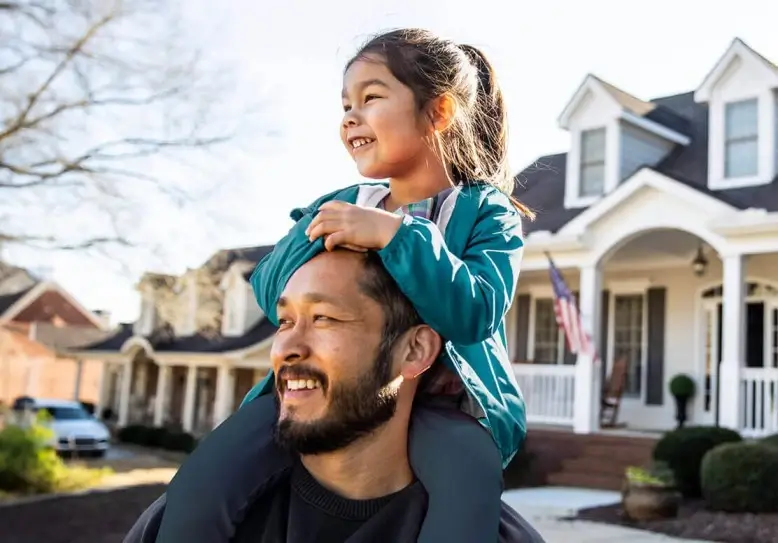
<box><xmin>0</xmin><ymin>483</ymin><xmax>165</xmax><ymax>543</ymax></box>
<box><xmin>576</xmin><ymin>499</ymin><xmax>778</xmax><ymax>543</ymax></box>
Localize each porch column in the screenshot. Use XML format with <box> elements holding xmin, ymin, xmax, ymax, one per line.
<box><xmin>573</xmin><ymin>264</ymin><xmax>602</xmax><ymax>434</ymax></box>
<box><xmin>213</xmin><ymin>365</ymin><xmax>235</xmax><ymax>429</ymax></box>
<box><xmin>153</xmin><ymin>365</ymin><xmax>171</xmax><ymax>427</ymax></box>
<box><xmin>719</xmin><ymin>253</ymin><xmax>745</xmax><ymax>430</ymax></box>
<box><xmin>182</xmin><ymin>365</ymin><xmax>197</xmax><ymax>433</ymax></box>
<box><xmin>118</xmin><ymin>358</ymin><xmax>133</xmax><ymax>427</ymax></box>
<box><xmin>72</xmin><ymin>359</ymin><xmax>84</xmax><ymax>400</ymax></box>
<box><xmin>95</xmin><ymin>362</ymin><xmax>107</xmax><ymax>419</ymax></box>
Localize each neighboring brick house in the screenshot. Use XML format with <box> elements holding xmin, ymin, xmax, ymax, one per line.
<box><xmin>0</xmin><ymin>262</ymin><xmax>110</xmax><ymax>406</ymax></box>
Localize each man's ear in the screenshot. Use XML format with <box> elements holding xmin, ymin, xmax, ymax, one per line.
<box><xmin>399</xmin><ymin>325</ymin><xmax>442</xmax><ymax>381</ymax></box>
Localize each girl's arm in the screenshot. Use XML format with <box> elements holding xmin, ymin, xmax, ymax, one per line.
<box><xmin>377</xmin><ymin>189</ymin><xmax>523</xmax><ymax>345</ymax></box>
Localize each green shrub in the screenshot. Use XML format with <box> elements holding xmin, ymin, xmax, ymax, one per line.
<box><xmin>760</xmin><ymin>434</ymin><xmax>778</xmax><ymax>448</ymax></box>
<box><xmin>0</xmin><ymin>424</ymin><xmax>63</xmax><ymax>494</ymax></box>
<box><xmin>146</xmin><ymin>427</ymin><xmax>169</xmax><ymax>448</ymax></box>
<box><xmin>653</xmin><ymin>425</ymin><xmax>742</xmax><ymax>497</ymax></box>
<box><xmin>669</xmin><ymin>374</ymin><xmax>696</xmax><ymax>399</ymax></box>
<box><xmin>117</xmin><ymin>424</ymin><xmax>198</xmax><ymax>453</ymax></box>
<box><xmin>117</xmin><ymin>424</ymin><xmax>152</xmax><ymax>445</ymax></box>
<box><xmin>160</xmin><ymin>431</ymin><xmax>198</xmax><ymax>453</ymax></box>
<box><xmin>701</xmin><ymin>441</ymin><xmax>778</xmax><ymax>512</ymax></box>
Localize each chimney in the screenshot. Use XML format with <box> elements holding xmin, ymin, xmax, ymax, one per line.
<box><xmin>93</xmin><ymin>309</ymin><xmax>112</xmax><ymax>329</ymax></box>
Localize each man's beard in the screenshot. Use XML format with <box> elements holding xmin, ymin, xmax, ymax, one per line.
<box><xmin>274</xmin><ymin>343</ymin><xmax>399</xmax><ymax>455</ymax></box>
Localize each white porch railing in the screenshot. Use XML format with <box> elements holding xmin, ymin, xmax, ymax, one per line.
<box><xmin>740</xmin><ymin>368</ymin><xmax>778</xmax><ymax>437</ymax></box>
<box><xmin>513</xmin><ymin>364</ymin><xmax>576</xmax><ymax>426</ymax></box>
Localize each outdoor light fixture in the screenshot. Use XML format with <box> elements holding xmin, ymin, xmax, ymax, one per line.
<box><xmin>691</xmin><ymin>245</ymin><xmax>708</xmax><ymax>277</ymax></box>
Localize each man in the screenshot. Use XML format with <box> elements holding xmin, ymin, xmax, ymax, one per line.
<box><xmin>124</xmin><ymin>250</ymin><xmax>544</xmax><ymax>542</ymax></box>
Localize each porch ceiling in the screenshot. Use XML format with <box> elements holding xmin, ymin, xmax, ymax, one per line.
<box><xmin>607</xmin><ymin>229</ymin><xmax>708</xmax><ymax>265</ymax></box>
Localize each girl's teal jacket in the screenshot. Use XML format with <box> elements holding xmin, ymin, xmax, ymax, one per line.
<box><xmin>242</xmin><ymin>182</ymin><xmax>526</xmax><ymax>466</ymax></box>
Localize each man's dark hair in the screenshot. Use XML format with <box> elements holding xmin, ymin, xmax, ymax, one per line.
<box><xmin>357</xmin><ymin>251</ymin><xmax>422</xmax><ymax>353</ymax></box>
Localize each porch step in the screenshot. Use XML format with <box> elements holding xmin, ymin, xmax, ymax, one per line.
<box><xmin>523</xmin><ymin>428</ymin><xmax>658</xmax><ymax>492</ymax></box>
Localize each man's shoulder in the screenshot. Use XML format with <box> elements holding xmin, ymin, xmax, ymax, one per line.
<box><xmin>498</xmin><ymin>501</ymin><xmax>547</xmax><ymax>543</ymax></box>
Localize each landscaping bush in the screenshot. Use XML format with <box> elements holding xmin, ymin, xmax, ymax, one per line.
<box><xmin>146</xmin><ymin>427</ymin><xmax>169</xmax><ymax>448</ymax></box>
<box><xmin>0</xmin><ymin>423</ymin><xmax>63</xmax><ymax>493</ymax></box>
<box><xmin>117</xmin><ymin>424</ymin><xmax>198</xmax><ymax>453</ymax></box>
<box><xmin>701</xmin><ymin>441</ymin><xmax>778</xmax><ymax>513</ymax></box>
<box><xmin>160</xmin><ymin>430</ymin><xmax>198</xmax><ymax>453</ymax></box>
<box><xmin>760</xmin><ymin>433</ymin><xmax>778</xmax><ymax>448</ymax></box>
<box><xmin>653</xmin><ymin>425</ymin><xmax>742</xmax><ymax>497</ymax></box>
<box><xmin>117</xmin><ymin>424</ymin><xmax>153</xmax><ymax>445</ymax></box>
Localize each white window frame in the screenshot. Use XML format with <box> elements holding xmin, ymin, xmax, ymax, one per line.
<box><xmin>707</xmin><ymin>91</ymin><xmax>776</xmax><ymax>190</ymax></box>
<box><xmin>724</xmin><ymin>98</ymin><xmax>759</xmax><ymax>179</ymax></box>
<box><xmin>564</xmin><ymin>120</ymin><xmax>621</xmax><ymax>209</ymax></box>
<box><xmin>606</xmin><ymin>281</ymin><xmax>649</xmax><ymax>401</ymax></box>
<box><xmin>579</xmin><ymin>127</ymin><xmax>607</xmax><ymax>198</ymax></box>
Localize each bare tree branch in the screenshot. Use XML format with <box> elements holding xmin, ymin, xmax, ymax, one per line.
<box><xmin>0</xmin><ymin>0</ymin><xmax>255</xmax><ymax>255</ymax></box>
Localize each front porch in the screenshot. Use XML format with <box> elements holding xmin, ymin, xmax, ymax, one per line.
<box><xmin>91</xmin><ymin>347</ymin><xmax>270</xmax><ymax>437</ymax></box>
<box><xmin>513</xmin><ymin>228</ymin><xmax>778</xmax><ymax>440</ymax></box>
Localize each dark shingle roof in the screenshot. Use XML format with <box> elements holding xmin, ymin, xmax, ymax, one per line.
<box><xmin>513</xmin><ymin>91</ymin><xmax>778</xmax><ymax>234</ymax></box>
<box><xmin>0</xmin><ymin>287</ymin><xmax>34</xmax><ymax>316</ymax></box>
<box><xmin>201</xmin><ymin>245</ymin><xmax>274</xmax><ymax>273</ymax></box>
<box><xmin>77</xmin><ymin>318</ymin><xmax>277</xmax><ymax>354</ymax></box>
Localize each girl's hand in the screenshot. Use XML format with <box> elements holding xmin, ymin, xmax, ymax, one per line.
<box><xmin>305</xmin><ymin>201</ymin><xmax>403</xmax><ymax>252</ymax></box>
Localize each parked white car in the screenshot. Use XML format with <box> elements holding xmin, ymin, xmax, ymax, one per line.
<box><xmin>27</xmin><ymin>398</ymin><xmax>111</xmax><ymax>457</ymax></box>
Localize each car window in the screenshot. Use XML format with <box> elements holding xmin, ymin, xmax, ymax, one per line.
<box><xmin>37</xmin><ymin>406</ymin><xmax>91</xmax><ymax>421</ymax></box>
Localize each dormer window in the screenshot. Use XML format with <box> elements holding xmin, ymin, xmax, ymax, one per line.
<box><xmin>694</xmin><ymin>38</ymin><xmax>778</xmax><ymax>190</ymax></box>
<box><xmin>580</xmin><ymin>128</ymin><xmax>606</xmax><ymax>197</ymax></box>
<box><xmin>724</xmin><ymin>98</ymin><xmax>758</xmax><ymax>178</ymax></box>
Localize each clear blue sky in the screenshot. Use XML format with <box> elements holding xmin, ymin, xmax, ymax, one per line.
<box><xmin>6</xmin><ymin>0</ymin><xmax>778</xmax><ymax>324</ymax></box>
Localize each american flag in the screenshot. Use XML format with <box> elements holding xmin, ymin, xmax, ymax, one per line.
<box><xmin>545</xmin><ymin>252</ymin><xmax>598</xmax><ymax>363</ymax></box>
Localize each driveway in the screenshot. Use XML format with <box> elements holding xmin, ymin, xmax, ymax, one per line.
<box><xmin>0</xmin><ymin>483</ymin><xmax>166</xmax><ymax>543</ymax></box>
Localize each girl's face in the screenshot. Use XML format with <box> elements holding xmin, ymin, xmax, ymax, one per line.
<box><xmin>340</xmin><ymin>56</ymin><xmax>436</xmax><ymax>180</ymax></box>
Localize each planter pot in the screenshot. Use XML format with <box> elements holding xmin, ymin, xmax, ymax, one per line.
<box><xmin>674</xmin><ymin>395</ymin><xmax>689</xmax><ymax>428</ymax></box>
<box><xmin>622</xmin><ymin>482</ymin><xmax>681</xmax><ymax>521</ymax></box>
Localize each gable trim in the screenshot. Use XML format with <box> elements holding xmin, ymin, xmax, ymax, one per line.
<box><xmin>558</xmin><ymin>75</ymin><xmax>620</xmax><ymax>129</ymax></box>
<box><xmin>0</xmin><ymin>281</ymin><xmax>107</xmax><ymax>330</ymax></box>
<box><xmin>620</xmin><ymin>110</ymin><xmax>691</xmax><ymax>146</ymax></box>
<box><xmin>558</xmin><ymin>167</ymin><xmax>740</xmax><ymax>236</ymax></box>
<box><xmin>694</xmin><ymin>38</ymin><xmax>778</xmax><ymax>103</ymax></box>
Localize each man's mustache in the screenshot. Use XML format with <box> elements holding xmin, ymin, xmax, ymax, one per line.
<box><xmin>276</xmin><ymin>364</ymin><xmax>329</xmax><ymax>393</ymax></box>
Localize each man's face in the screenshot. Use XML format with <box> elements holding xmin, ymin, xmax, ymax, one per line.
<box><xmin>270</xmin><ymin>251</ymin><xmax>402</xmax><ymax>454</ymax></box>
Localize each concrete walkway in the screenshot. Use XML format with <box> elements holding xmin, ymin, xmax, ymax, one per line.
<box><xmin>503</xmin><ymin>487</ymin><xmax>714</xmax><ymax>543</ymax></box>
<box><xmin>527</xmin><ymin>516</ymin><xmax>713</xmax><ymax>542</ymax></box>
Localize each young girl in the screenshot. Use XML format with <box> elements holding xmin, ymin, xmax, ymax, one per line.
<box><xmin>243</xmin><ymin>28</ymin><xmax>533</xmax><ymax>541</ymax></box>
<box><xmin>157</xmin><ymin>28</ymin><xmax>533</xmax><ymax>543</ymax></box>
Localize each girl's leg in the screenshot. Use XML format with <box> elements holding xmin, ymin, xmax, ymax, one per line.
<box><xmin>409</xmin><ymin>402</ymin><xmax>503</xmax><ymax>543</ymax></box>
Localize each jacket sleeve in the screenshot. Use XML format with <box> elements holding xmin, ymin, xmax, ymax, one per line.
<box><xmin>122</xmin><ymin>493</ymin><xmax>167</xmax><ymax>543</ymax></box>
<box><xmin>377</xmin><ymin>189</ymin><xmax>524</xmax><ymax>345</ymax></box>
<box><xmin>249</xmin><ymin>185</ymin><xmax>362</xmax><ymax>324</ymax></box>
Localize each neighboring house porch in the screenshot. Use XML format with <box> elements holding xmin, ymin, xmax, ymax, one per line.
<box><xmin>70</xmin><ymin>320</ymin><xmax>275</xmax><ymax>436</ymax></box>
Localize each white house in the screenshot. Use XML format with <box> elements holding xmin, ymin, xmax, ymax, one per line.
<box><xmin>510</xmin><ymin>37</ymin><xmax>778</xmax><ymax>439</ymax></box>
<box><xmin>68</xmin><ymin>246</ymin><xmax>277</xmax><ymax>435</ymax></box>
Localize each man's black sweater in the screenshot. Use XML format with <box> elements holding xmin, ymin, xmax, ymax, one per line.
<box><xmin>232</xmin><ymin>462</ymin><xmax>428</xmax><ymax>543</ymax></box>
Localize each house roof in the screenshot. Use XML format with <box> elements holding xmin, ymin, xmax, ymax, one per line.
<box><xmin>78</xmin><ymin>317</ymin><xmax>277</xmax><ymax>354</ymax></box>
<box><xmin>201</xmin><ymin>245</ymin><xmax>274</xmax><ymax>274</ymax></box>
<box><xmin>514</xmin><ymin>91</ymin><xmax>778</xmax><ymax>234</ymax></box>
<box><xmin>0</xmin><ymin>286</ymin><xmax>34</xmax><ymax>316</ymax></box>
